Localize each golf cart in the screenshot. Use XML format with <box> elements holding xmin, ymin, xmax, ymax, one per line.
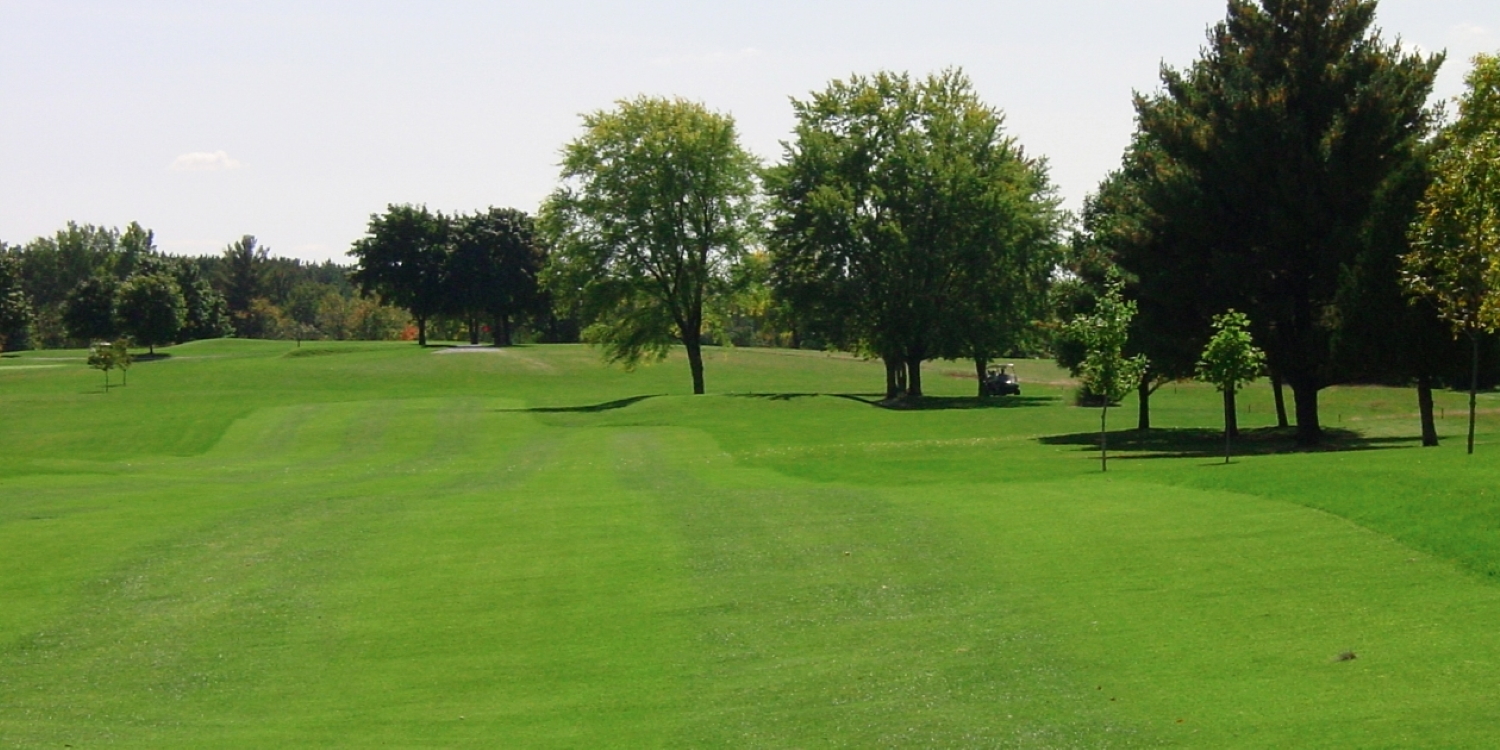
<box><xmin>982</xmin><ymin>363</ymin><xmax>1021</xmax><ymax>397</ymax></box>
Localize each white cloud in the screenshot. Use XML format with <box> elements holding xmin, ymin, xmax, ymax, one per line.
<box><xmin>651</xmin><ymin>47</ymin><xmax>763</xmax><ymax>67</ymax></box>
<box><xmin>168</xmin><ymin>150</ymin><xmax>242</xmax><ymax>172</ymax></box>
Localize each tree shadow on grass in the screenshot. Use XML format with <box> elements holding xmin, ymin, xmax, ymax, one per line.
<box><xmin>832</xmin><ymin>393</ymin><xmax>1060</xmax><ymax>411</ymax></box>
<box><xmin>135</xmin><ymin>353</ymin><xmax>172</xmax><ymax>362</ymax></box>
<box><xmin>505</xmin><ymin>394</ymin><xmax>662</xmax><ymax>414</ymax></box>
<box><xmin>1037</xmin><ymin>426</ymin><xmax>1417</xmax><ymax>460</ymax></box>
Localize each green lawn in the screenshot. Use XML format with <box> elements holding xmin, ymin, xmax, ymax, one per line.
<box><xmin>3</xmin><ymin>340</ymin><xmax>1499</xmax><ymax>746</ymax></box>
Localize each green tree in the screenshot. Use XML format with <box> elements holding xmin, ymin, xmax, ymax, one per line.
<box><xmin>116</xmin><ymin>272</ymin><xmax>185</xmax><ymax>354</ymax></box>
<box><xmin>447</xmin><ymin>208</ymin><xmax>547</xmax><ymax>347</ymax></box>
<box><xmin>1136</xmin><ymin>0</ymin><xmax>1441</xmax><ymax>445</ymax></box>
<box><xmin>220</xmin><ymin>235</ymin><xmax>268</xmax><ymax>337</ymax></box>
<box><xmin>86</xmin><ymin>339</ymin><xmax>118</xmax><ymax>390</ymax></box>
<box><xmin>766</xmin><ymin>69</ymin><xmax>1059</xmax><ymax>400</ymax></box>
<box><xmin>0</xmin><ymin>252</ymin><xmax>34</xmax><ymax>351</ymax></box>
<box><xmin>1077</xmin><ymin>134</ymin><xmax>1218</xmax><ymax>430</ymax></box>
<box><xmin>62</xmin><ymin>275</ymin><xmax>120</xmax><ymax>342</ymax></box>
<box><xmin>111</xmin><ymin>338</ymin><xmax>134</xmax><ymax>386</ymax></box>
<box><xmin>541</xmin><ymin>96</ymin><xmax>758</xmax><ymax>394</ymax></box>
<box><xmin>1196</xmin><ymin>310</ymin><xmax>1267</xmax><ymax>462</ymax></box>
<box><xmin>1404</xmin><ymin>54</ymin><xmax>1500</xmax><ymax>455</ymax></box>
<box><xmin>172</xmin><ymin>261</ymin><xmax>233</xmax><ymax>341</ymax></box>
<box><xmin>350</xmin><ymin>205</ymin><xmax>450</xmax><ymax>346</ymax></box>
<box><xmin>1066</xmin><ymin>275</ymin><xmax>1147</xmax><ymax>472</ymax></box>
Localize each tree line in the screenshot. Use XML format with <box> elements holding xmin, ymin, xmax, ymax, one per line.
<box><xmin>0</xmin><ymin>223</ymin><xmax>406</xmax><ymax>351</ymax></box>
<box><xmin>525</xmin><ymin>0</ymin><xmax>1500</xmax><ymax>447</ymax></box>
<box><xmin>4</xmin><ymin>0</ymin><xmax>1496</xmax><ymax>452</ymax></box>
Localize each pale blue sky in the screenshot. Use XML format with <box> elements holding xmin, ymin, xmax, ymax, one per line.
<box><xmin>1</xmin><ymin>1</ymin><xmax>1494</xmax><ymax>262</ymax></box>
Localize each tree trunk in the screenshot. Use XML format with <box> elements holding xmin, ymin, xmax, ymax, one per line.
<box><xmin>1416</xmin><ymin>372</ymin><xmax>1439</xmax><ymax>447</ymax></box>
<box><xmin>501</xmin><ymin>314</ymin><xmax>512</xmax><ymax>347</ymax></box>
<box><xmin>1271</xmin><ymin>371</ymin><xmax>1289</xmax><ymax>428</ymax></box>
<box><xmin>468</xmin><ymin>317</ymin><xmax>480</xmax><ymax>346</ymax></box>
<box><xmin>1223</xmin><ymin>388</ymin><xmax>1237</xmax><ymax>463</ymax></box>
<box><xmin>975</xmin><ymin>357</ymin><xmax>988</xmax><ymax>398</ymax></box>
<box><xmin>1223</xmin><ymin>388</ymin><xmax>1238</xmax><ymax>439</ymax></box>
<box><xmin>905</xmin><ymin>355</ymin><xmax>923</xmax><ymax>399</ymax></box>
<box><xmin>417</xmin><ymin>316</ymin><xmax>427</xmax><ymax>347</ymax></box>
<box><xmin>1469</xmin><ymin>332</ymin><xmax>1479</xmax><ymax>455</ymax></box>
<box><xmin>884</xmin><ymin>355</ymin><xmax>903</xmax><ymax>401</ymax></box>
<box><xmin>1100</xmin><ymin>403</ymin><xmax>1109</xmax><ymax>472</ymax></box>
<box><xmin>1290</xmin><ymin>379</ymin><xmax>1321</xmax><ymax>446</ymax></box>
<box><xmin>493</xmin><ymin>314</ymin><xmax>512</xmax><ymax>347</ymax></box>
<box><xmin>685</xmin><ymin>338</ymin><xmax>706</xmax><ymax>395</ymax></box>
<box><xmin>1137</xmin><ymin>379</ymin><xmax>1152</xmax><ymax>431</ymax></box>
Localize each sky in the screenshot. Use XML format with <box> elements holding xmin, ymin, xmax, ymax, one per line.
<box><xmin>1</xmin><ymin>1</ymin><xmax>1495</xmax><ymax>263</ymax></box>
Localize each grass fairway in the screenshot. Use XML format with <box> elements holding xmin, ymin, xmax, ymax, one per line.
<box><xmin>4</xmin><ymin>341</ymin><xmax>1500</xmax><ymax>747</ymax></box>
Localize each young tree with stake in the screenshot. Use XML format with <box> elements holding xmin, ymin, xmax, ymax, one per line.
<box><xmin>1196</xmin><ymin>310</ymin><xmax>1266</xmax><ymax>463</ymax></box>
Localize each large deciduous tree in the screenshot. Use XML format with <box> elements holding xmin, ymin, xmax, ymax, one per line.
<box><xmin>116</xmin><ymin>272</ymin><xmax>185</xmax><ymax>354</ymax></box>
<box><xmin>1135</xmin><ymin>0</ymin><xmax>1440</xmax><ymax>445</ymax></box>
<box><xmin>1404</xmin><ymin>53</ymin><xmax>1500</xmax><ymax>455</ymax></box>
<box><xmin>446</xmin><ymin>208</ymin><xmax>547</xmax><ymax>347</ymax></box>
<box><xmin>767</xmin><ymin>69</ymin><xmax>1060</xmax><ymax>401</ymax></box>
<box><xmin>350</xmin><ymin>205</ymin><xmax>449</xmax><ymax>346</ymax></box>
<box><xmin>540</xmin><ymin>96</ymin><xmax>758</xmax><ymax>394</ymax></box>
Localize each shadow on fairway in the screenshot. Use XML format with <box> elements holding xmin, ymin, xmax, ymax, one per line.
<box><xmin>726</xmin><ymin>392</ymin><xmax>881</xmax><ymax>402</ymax></box>
<box><xmin>1038</xmin><ymin>426</ymin><xmax>1417</xmax><ymax>459</ymax></box>
<box><xmin>829</xmin><ymin>394</ymin><xmax>1060</xmax><ymax>411</ymax></box>
<box><xmin>508</xmin><ymin>394</ymin><xmax>663</xmax><ymax>414</ymax></box>
<box><xmin>135</xmin><ymin>353</ymin><xmax>172</xmax><ymax>362</ymax></box>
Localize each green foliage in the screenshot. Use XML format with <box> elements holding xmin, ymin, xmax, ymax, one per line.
<box><xmin>1196</xmin><ymin>310</ymin><xmax>1266</xmax><ymax>395</ymax></box>
<box><xmin>540</xmin><ymin>96</ymin><xmax>759</xmax><ymax>394</ymax></box>
<box><xmin>1403</xmin><ymin>136</ymin><xmax>1500</xmax><ymax>333</ymax></box>
<box><xmin>0</xmin><ymin>253</ymin><xmax>33</xmax><ymax>351</ymax></box>
<box><xmin>172</xmin><ymin>262</ymin><xmax>233</xmax><ymax>341</ymax></box>
<box><xmin>85</xmin><ymin>339</ymin><xmax>117</xmax><ymax>389</ymax></box>
<box><xmin>1404</xmin><ymin>52</ymin><xmax>1500</xmax><ymax>454</ymax></box>
<box><xmin>445</xmin><ymin>208</ymin><xmax>547</xmax><ymax>346</ymax></box>
<box><xmin>61</xmin><ymin>275</ymin><xmax>120</xmax><ymax>342</ymax></box>
<box><xmin>1135</xmin><ymin>0</ymin><xmax>1441</xmax><ymax>444</ymax></box>
<box><xmin>111</xmin><ymin>338</ymin><xmax>133</xmax><ymax>385</ymax></box>
<box><xmin>1066</xmin><ymin>276</ymin><xmax>1147</xmax><ymax>407</ymax></box>
<box><xmin>766</xmin><ymin>68</ymin><xmax>1061</xmax><ymax>399</ymax></box>
<box><xmin>349</xmin><ymin>205</ymin><xmax>449</xmax><ymax>345</ymax></box>
<box><xmin>1066</xmin><ymin>275</ymin><xmax>1147</xmax><ymax>470</ymax></box>
<box><xmin>116</xmin><ymin>272</ymin><xmax>185</xmax><ymax>354</ymax></box>
<box><xmin>219</xmin><ymin>235</ymin><xmax>266</xmax><ymax>317</ymax></box>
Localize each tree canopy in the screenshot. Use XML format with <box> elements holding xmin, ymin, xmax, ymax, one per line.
<box><xmin>766</xmin><ymin>69</ymin><xmax>1061</xmax><ymax>400</ymax></box>
<box><xmin>116</xmin><ymin>272</ymin><xmax>185</xmax><ymax>354</ymax></box>
<box><xmin>1403</xmin><ymin>52</ymin><xmax>1500</xmax><ymax>454</ymax></box>
<box><xmin>1132</xmin><ymin>0</ymin><xmax>1441</xmax><ymax>444</ymax></box>
<box><xmin>1066</xmin><ymin>274</ymin><xmax>1147</xmax><ymax>471</ymax></box>
<box><xmin>350</xmin><ymin>206</ymin><xmax>450</xmax><ymax>346</ymax></box>
<box><xmin>540</xmin><ymin>96</ymin><xmax>759</xmax><ymax>394</ymax></box>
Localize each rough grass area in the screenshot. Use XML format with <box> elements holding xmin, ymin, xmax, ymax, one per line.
<box><xmin>2</xmin><ymin>340</ymin><xmax>1499</xmax><ymax>746</ymax></box>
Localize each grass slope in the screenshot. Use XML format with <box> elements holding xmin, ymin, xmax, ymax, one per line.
<box><xmin>2</xmin><ymin>341</ymin><xmax>1499</xmax><ymax>746</ymax></box>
